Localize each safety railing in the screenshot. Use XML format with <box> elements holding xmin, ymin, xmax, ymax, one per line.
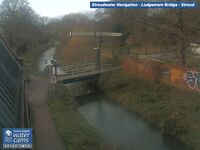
<box><xmin>21</xmin><ymin>79</ymin><xmax>31</xmax><ymax>128</ymax></box>
<box><xmin>56</xmin><ymin>64</ymin><xmax>121</xmax><ymax>82</ymax></box>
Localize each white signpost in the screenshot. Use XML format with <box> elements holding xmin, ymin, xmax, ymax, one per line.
<box><xmin>50</xmin><ymin>76</ymin><xmax>57</xmax><ymax>84</ymax></box>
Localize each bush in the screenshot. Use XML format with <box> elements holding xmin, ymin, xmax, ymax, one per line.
<box><xmin>162</xmin><ymin>115</ymin><xmax>189</xmax><ymax>140</ymax></box>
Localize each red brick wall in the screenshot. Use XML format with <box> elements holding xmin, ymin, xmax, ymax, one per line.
<box><xmin>123</xmin><ymin>57</ymin><xmax>200</xmax><ymax>92</ymax></box>
<box><xmin>123</xmin><ymin>57</ymin><xmax>161</xmax><ymax>82</ymax></box>
<box><xmin>168</xmin><ymin>65</ymin><xmax>187</xmax><ymax>88</ymax></box>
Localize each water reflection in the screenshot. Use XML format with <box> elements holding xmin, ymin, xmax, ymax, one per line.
<box><xmin>39</xmin><ymin>47</ymin><xmax>55</xmax><ymax>72</ymax></box>
<box><xmin>77</xmin><ymin>92</ymin><xmax>189</xmax><ymax>150</ymax></box>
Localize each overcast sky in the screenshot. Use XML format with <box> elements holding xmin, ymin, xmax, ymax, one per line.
<box><xmin>0</xmin><ymin>0</ymin><xmax>108</xmax><ymax>17</ymax></box>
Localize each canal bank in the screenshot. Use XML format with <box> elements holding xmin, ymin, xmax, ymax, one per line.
<box><xmin>97</xmin><ymin>70</ymin><xmax>200</xmax><ymax>150</ymax></box>
<box><xmin>48</xmin><ymin>84</ymin><xmax>104</xmax><ymax>150</ymax></box>
<box><xmin>48</xmin><ymin>81</ymin><xmax>190</xmax><ymax>150</ymax></box>
<box><xmin>38</xmin><ymin>49</ymin><xmax>105</xmax><ymax>150</ymax></box>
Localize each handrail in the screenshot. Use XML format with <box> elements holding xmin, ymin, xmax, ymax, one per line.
<box><xmin>57</xmin><ymin>64</ymin><xmax>115</xmax><ymax>76</ymax></box>
<box><xmin>56</xmin><ymin>65</ymin><xmax>121</xmax><ymax>80</ymax></box>
<box><xmin>21</xmin><ymin>78</ymin><xmax>31</xmax><ymax>128</ymax></box>
<box><xmin>50</xmin><ymin>63</ymin><xmax>121</xmax><ymax>83</ymax></box>
<box><xmin>59</xmin><ymin>63</ymin><xmax>96</xmax><ymax>69</ymax></box>
<box><xmin>60</xmin><ymin>65</ymin><xmax>112</xmax><ymax>73</ymax></box>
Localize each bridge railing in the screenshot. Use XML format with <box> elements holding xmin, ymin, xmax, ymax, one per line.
<box><xmin>56</xmin><ymin>63</ymin><xmax>121</xmax><ymax>83</ymax></box>
<box><xmin>57</xmin><ymin>64</ymin><xmax>113</xmax><ymax>76</ymax></box>
<box><xmin>58</xmin><ymin>63</ymin><xmax>96</xmax><ymax>73</ymax></box>
<box><xmin>59</xmin><ymin>63</ymin><xmax>96</xmax><ymax>70</ymax></box>
<box><xmin>57</xmin><ymin>64</ymin><xmax>116</xmax><ymax>76</ymax></box>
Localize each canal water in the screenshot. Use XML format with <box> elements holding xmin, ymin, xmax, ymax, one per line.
<box><xmin>39</xmin><ymin>47</ymin><xmax>55</xmax><ymax>73</ymax></box>
<box><xmin>77</xmin><ymin>92</ymin><xmax>189</xmax><ymax>150</ymax></box>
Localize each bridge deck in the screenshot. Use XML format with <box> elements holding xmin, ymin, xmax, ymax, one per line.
<box><xmin>53</xmin><ymin>63</ymin><xmax>121</xmax><ymax>83</ymax></box>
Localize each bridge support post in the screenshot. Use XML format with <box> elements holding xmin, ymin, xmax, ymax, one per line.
<box><xmin>95</xmin><ymin>34</ymin><xmax>101</xmax><ymax>67</ymax></box>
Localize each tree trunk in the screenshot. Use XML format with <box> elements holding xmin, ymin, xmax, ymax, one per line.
<box><xmin>180</xmin><ymin>37</ymin><xmax>186</xmax><ymax>65</ymax></box>
<box><xmin>178</xmin><ymin>8</ymin><xmax>186</xmax><ymax>65</ymax></box>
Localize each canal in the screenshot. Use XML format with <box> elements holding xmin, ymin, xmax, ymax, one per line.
<box><xmin>39</xmin><ymin>47</ymin><xmax>55</xmax><ymax>73</ymax></box>
<box><xmin>77</xmin><ymin>92</ymin><xmax>189</xmax><ymax>150</ymax></box>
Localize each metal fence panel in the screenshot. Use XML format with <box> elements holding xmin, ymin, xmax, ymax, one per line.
<box><xmin>0</xmin><ymin>39</ymin><xmax>23</xmax><ymax>147</ymax></box>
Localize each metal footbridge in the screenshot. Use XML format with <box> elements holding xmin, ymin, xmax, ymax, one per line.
<box><xmin>50</xmin><ymin>63</ymin><xmax>121</xmax><ymax>84</ymax></box>
<box><xmin>48</xmin><ymin>31</ymin><xmax>123</xmax><ymax>84</ymax></box>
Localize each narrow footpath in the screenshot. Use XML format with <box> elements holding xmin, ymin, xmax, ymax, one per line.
<box><xmin>29</xmin><ymin>76</ymin><xmax>65</xmax><ymax>150</ymax></box>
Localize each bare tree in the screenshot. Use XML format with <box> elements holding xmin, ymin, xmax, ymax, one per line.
<box><xmin>0</xmin><ymin>0</ymin><xmax>43</xmax><ymax>53</ymax></box>
<box><xmin>98</xmin><ymin>0</ymin><xmax>200</xmax><ymax>65</ymax></box>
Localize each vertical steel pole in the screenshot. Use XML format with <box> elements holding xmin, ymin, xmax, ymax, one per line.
<box><xmin>95</xmin><ymin>35</ymin><xmax>101</xmax><ymax>67</ymax></box>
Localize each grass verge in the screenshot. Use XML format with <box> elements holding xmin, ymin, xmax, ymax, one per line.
<box><xmin>98</xmin><ymin>70</ymin><xmax>200</xmax><ymax>150</ymax></box>
<box><xmin>48</xmin><ymin>84</ymin><xmax>104</xmax><ymax>150</ymax></box>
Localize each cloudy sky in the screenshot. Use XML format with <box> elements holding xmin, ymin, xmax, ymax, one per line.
<box><xmin>0</xmin><ymin>0</ymin><xmax>108</xmax><ymax>17</ymax></box>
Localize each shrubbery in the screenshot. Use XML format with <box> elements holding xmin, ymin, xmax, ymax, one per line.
<box><xmin>98</xmin><ymin>70</ymin><xmax>200</xmax><ymax>150</ymax></box>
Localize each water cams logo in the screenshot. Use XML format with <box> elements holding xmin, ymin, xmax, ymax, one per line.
<box><xmin>2</xmin><ymin>128</ymin><xmax>32</xmax><ymax>149</ymax></box>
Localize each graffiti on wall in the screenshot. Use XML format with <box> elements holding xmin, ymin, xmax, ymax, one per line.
<box><xmin>184</xmin><ymin>71</ymin><xmax>200</xmax><ymax>91</ymax></box>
